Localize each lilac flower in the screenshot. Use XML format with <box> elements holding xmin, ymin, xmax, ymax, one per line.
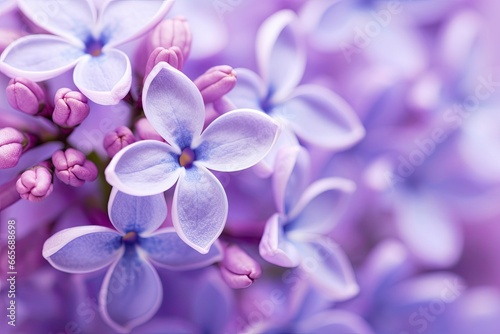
<box><xmin>42</xmin><ymin>188</ymin><xmax>222</xmax><ymax>332</ymax></box>
<box><xmin>16</xmin><ymin>162</ymin><xmax>53</xmax><ymax>202</ymax></box>
<box><xmin>106</xmin><ymin>62</ymin><xmax>279</xmax><ymax>253</ymax></box>
<box><xmin>0</xmin><ymin>0</ymin><xmax>174</xmax><ymax>105</ymax></box>
<box><xmin>259</xmin><ymin>146</ymin><xmax>359</xmax><ymax>300</ymax></box>
<box><xmin>52</xmin><ymin>88</ymin><xmax>90</xmax><ymax>128</ymax></box>
<box><xmin>220</xmin><ymin>243</ymin><xmax>262</xmax><ymax>289</ymax></box>
<box><xmin>227</xmin><ymin>10</ymin><xmax>365</xmax><ymax>175</ymax></box>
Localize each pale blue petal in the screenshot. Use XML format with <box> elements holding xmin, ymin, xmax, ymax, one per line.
<box><xmin>42</xmin><ymin>226</ymin><xmax>122</xmax><ymax>273</ymax></box>
<box><xmin>172</xmin><ymin>166</ymin><xmax>227</xmax><ymax>254</ymax></box>
<box><xmin>139</xmin><ymin>228</ymin><xmax>223</xmax><ymax>270</ymax></box>
<box><xmin>108</xmin><ymin>188</ymin><xmax>167</xmax><ymax>235</ymax></box>
<box><xmin>105</xmin><ymin>140</ymin><xmax>182</xmax><ymax>196</ymax></box>
<box><xmin>226</xmin><ymin>68</ymin><xmax>266</xmax><ymax>111</ymax></box>
<box><xmin>259</xmin><ymin>213</ymin><xmax>301</xmax><ymax>267</ymax></box>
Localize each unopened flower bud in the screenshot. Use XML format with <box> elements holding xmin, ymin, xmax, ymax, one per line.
<box><xmin>0</xmin><ymin>127</ymin><xmax>31</xmax><ymax>169</ymax></box>
<box><xmin>146</xmin><ymin>46</ymin><xmax>184</xmax><ymax>76</ymax></box>
<box><xmin>194</xmin><ymin>65</ymin><xmax>237</xmax><ymax>104</ymax></box>
<box><xmin>148</xmin><ymin>16</ymin><xmax>192</xmax><ymax>60</ymax></box>
<box><xmin>6</xmin><ymin>77</ymin><xmax>48</xmax><ymax>115</ymax></box>
<box><xmin>103</xmin><ymin>126</ymin><xmax>136</xmax><ymax>158</ymax></box>
<box><xmin>16</xmin><ymin>164</ymin><xmax>53</xmax><ymax>202</ymax></box>
<box><xmin>220</xmin><ymin>244</ymin><xmax>262</xmax><ymax>289</ymax></box>
<box><xmin>52</xmin><ymin>88</ymin><xmax>90</xmax><ymax>128</ymax></box>
<box><xmin>52</xmin><ymin>148</ymin><xmax>98</xmax><ymax>187</ymax></box>
<box><xmin>134</xmin><ymin>118</ymin><xmax>164</xmax><ymax>142</ymax></box>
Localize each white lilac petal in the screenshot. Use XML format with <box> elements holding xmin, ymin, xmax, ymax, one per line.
<box><xmin>73</xmin><ymin>49</ymin><xmax>131</xmax><ymax>105</ymax></box>
<box><xmin>105</xmin><ymin>140</ymin><xmax>182</xmax><ymax>197</ymax></box>
<box><xmin>226</xmin><ymin>68</ymin><xmax>267</xmax><ymax>111</ymax></box>
<box><xmin>143</xmin><ymin>62</ymin><xmax>205</xmax><ymax>149</ymax></box>
<box><xmin>259</xmin><ymin>213</ymin><xmax>302</xmax><ymax>268</ymax></box>
<box><xmin>42</xmin><ymin>226</ymin><xmax>123</xmax><ymax>274</ymax></box>
<box><xmin>256</xmin><ymin>9</ymin><xmax>306</xmax><ymax>103</ymax></box>
<box><xmin>99</xmin><ymin>247</ymin><xmax>162</xmax><ymax>333</ymax></box>
<box><xmin>276</xmin><ymin>84</ymin><xmax>365</xmax><ymax>150</ymax></box>
<box><xmin>194</xmin><ymin>109</ymin><xmax>279</xmax><ymax>172</ymax></box>
<box><xmin>99</xmin><ymin>0</ymin><xmax>175</xmax><ymax>48</ymax></box>
<box><xmin>139</xmin><ymin>227</ymin><xmax>223</xmax><ymax>270</ymax></box>
<box><xmin>108</xmin><ymin>188</ymin><xmax>167</xmax><ymax>236</ymax></box>
<box><xmin>0</xmin><ymin>35</ymin><xmax>85</xmax><ymax>82</ymax></box>
<box><xmin>172</xmin><ymin>166</ymin><xmax>227</xmax><ymax>254</ymax></box>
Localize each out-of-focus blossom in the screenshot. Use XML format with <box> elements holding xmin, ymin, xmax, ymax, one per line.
<box><xmin>106</xmin><ymin>62</ymin><xmax>279</xmax><ymax>253</ymax></box>
<box><xmin>16</xmin><ymin>162</ymin><xmax>53</xmax><ymax>202</ymax></box>
<box><xmin>52</xmin><ymin>88</ymin><xmax>90</xmax><ymax>128</ymax></box>
<box><xmin>52</xmin><ymin>148</ymin><xmax>98</xmax><ymax>187</ymax></box>
<box><xmin>103</xmin><ymin>126</ymin><xmax>136</xmax><ymax>158</ymax></box>
<box><xmin>0</xmin><ymin>0</ymin><xmax>175</xmax><ymax>105</ymax></box>
<box><xmin>220</xmin><ymin>243</ymin><xmax>262</xmax><ymax>289</ymax></box>
<box><xmin>6</xmin><ymin>77</ymin><xmax>48</xmax><ymax>116</ymax></box>
<box><xmin>134</xmin><ymin>117</ymin><xmax>164</xmax><ymax>142</ymax></box>
<box><xmin>42</xmin><ymin>189</ymin><xmax>222</xmax><ymax>332</ymax></box>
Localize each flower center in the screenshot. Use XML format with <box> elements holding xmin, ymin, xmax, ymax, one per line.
<box><xmin>85</xmin><ymin>38</ymin><xmax>103</xmax><ymax>57</ymax></box>
<box><xmin>179</xmin><ymin>147</ymin><xmax>195</xmax><ymax>168</ymax></box>
<box><xmin>122</xmin><ymin>231</ymin><xmax>138</xmax><ymax>244</ymax></box>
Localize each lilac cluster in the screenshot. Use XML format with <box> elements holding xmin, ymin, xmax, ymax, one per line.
<box><xmin>1</xmin><ymin>0</ymin><xmax>500</xmax><ymax>333</ymax></box>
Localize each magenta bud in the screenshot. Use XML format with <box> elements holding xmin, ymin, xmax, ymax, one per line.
<box><xmin>145</xmin><ymin>46</ymin><xmax>184</xmax><ymax>76</ymax></box>
<box><xmin>148</xmin><ymin>16</ymin><xmax>192</xmax><ymax>60</ymax></box>
<box><xmin>52</xmin><ymin>148</ymin><xmax>98</xmax><ymax>187</ymax></box>
<box><xmin>0</xmin><ymin>127</ymin><xmax>26</xmax><ymax>169</ymax></box>
<box><xmin>220</xmin><ymin>244</ymin><xmax>262</xmax><ymax>289</ymax></box>
<box><xmin>52</xmin><ymin>88</ymin><xmax>90</xmax><ymax>128</ymax></box>
<box><xmin>6</xmin><ymin>77</ymin><xmax>47</xmax><ymax>115</ymax></box>
<box><xmin>16</xmin><ymin>164</ymin><xmax>53</xmax><ymax>202</ymax></box>
<box><xmin>194</xmin><ymin>65</ymin><xmax>237</xmax><ymax>104</ymax></box>
<box><xmin>103</xmin><ymin>126</ymin><xmax>136</xmax><ymax>158</ymax></box>
<box><xmin>134</xmin><ymin>118</ymin><xmax>164</xmax><ymax>142</ymax></box>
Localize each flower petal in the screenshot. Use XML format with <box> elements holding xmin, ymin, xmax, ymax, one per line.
<box><xmin>100</xmin><ymin>246</ymin><xmax>162</xmax><ymax>333</ymax></box>
<box><xmin>105</xmin><ymin>140</ymin><xmax>182</xmax><ymax>196</ymax></box>
<box><xmin>259</xmin><ymin>213</ymin><xmax>301</xmax><ymax>267</ymax></box>
<box><xmin>172</xmin><ymin>166</ymin><xmax>227</xmax><ymax>254</ymax></box>
<box><xmin>0</xmin><ymin>35</ymin><xmax>85</xmax><ymax>82</ymax></box>
<box><xmin>99</xmin><ymin>0</ymin><xmax>175</xmax><ymax>48</ymax></box>
<box><xmin>139</xmin><ymin>227</ymin><xmax>223</xmax><ymax>270</ymax></box>
<box><xmin>276</xmin><ymin>85</ymin><xmax>365</xmax><ymax>150</ymax></box>
<box><xmin>257</xmin><ymin>10</ymin><xmax>306</xmax><ymax>103</ymax></box>
<box><xmin>42</xmin><ymin>226</ymin><xmax>123</xmax><ymax>273</ymax></box>
<box><xmin>194</xmin><ymin>109</ymin><xmax>279</xmax><ymax>172</ymax></box>
<box><xmin>73</xmin><ymin>49</ymin><xmax>131</xmax><ymax>105</ymax></box>
<box><xmin>143</xmin><ymin>62</ymin><xmax>205</xmax><ymax>149</ymax></box>
<box><xmin>295</xmin><ymin>310</ymin><xmax>374</xmax><ymax>334</ymax></box>
<box><xmin>300</xmin><ymin>239</ymin><xmax>359</xmax><ymax>301</ymax></box>
<box><xmin>108</xmin><ymin>188</ymin><xmax>167</xmax><ymax>235</ymax></box>
<box><xmin>287</xmin><ymin>178</ymin><xmax>356</xmax><ymax>236</ymax></box>
<box><xmin>18</xmin><ymin>0</ymin><xmax>95</xmax><ymax>45</ymax></box>
<box><xmin>226</xmin><ymin>68</ymin><xmax>266</xmax><ymax>111</ymax></box>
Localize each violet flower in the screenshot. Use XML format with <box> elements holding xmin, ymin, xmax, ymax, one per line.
<box><xmin>6</xmin><ymin>77</ymin><xmax>48</xmax><ymax>115</ymax></box>
<box><xmin>103</xmin><ymin>126</ymin><xmax>136</xmax><ymax>158</ymax></box>
<box><xmin>220</xmin><ymin>243</ymin><xmax>262</xmax><ymax>289</ymax></box>
<box><xmin>52</xmin><ymin>88</ymin><xmax>90</xmax><ymax>128</ymax></box>
<box><xmin>105</xmin><ymin>62</ymin><xmax>279</xmax><ymax>253</ymax></box>
<box><xmin>0</xmin><ymin>0</ymin><xmax>174</xmax><ymax>105</ymax></box>
<box><xmin>42</xmin><ymin>188</ymin><xmax>222</xmax><ymax>332</ymax></box>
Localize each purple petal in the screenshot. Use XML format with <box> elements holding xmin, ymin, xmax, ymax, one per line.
<box><xmin>100</xmin><ymin>247</ymin><xmax>162</xmax><ymax>333</ymax></box>
<box><xmin>99</xmin><ymin>0</ymin><xmax>174</xmax><ymax>48</ymax></box>
<box><xmin>42</xmin><ymin>226</ymin><xmax>122</xmax><ymax>273</ymax></box>
<box><xmin>143</xmin><ymin>62</ymin><xmax>205</xmax><ymax>149</ymax></box>
<box><xmin>300</xmin><ymin>239</ymin><xmax>359</xmax><ymax>301</ymax></box>
<box><xmin>259</xmin><ymin>213</ymin><xmax>301</xmax><ymax>267</ymax></box>
<box><xmin>257</xmin><ymin>10</ymin><xmax>306</xmax><ymax>102</ymax></box>
<box><xmin>194</xmin><ymin>109</ymin><xmax>279</xmax><ymax>172</ymax></box>
<box><xmin>0</xmin><ymin>35</ymin><xmax>85</xmax><ymax>82</ymax></box>
<box><xmin>226</xmin><ymin>68</ymin><xmax>266</xmax><ymax>111</ymax></box>
<box><xmin>73</xmin><ymin>49</ymin><xmax>131</xmax><ymax>105</ymax></box>
<box><xmin>139</xmin><ymin>227</ymin><xmax>223</xmax><ymax>270</ymax></box>
<box><xmin>295</xmin><ymin>310</ymin><xmax>374</xmax><ymax>334</ymax></box>
<box><xmin>105</xmin><ymin>140</ymin><xmax>182</xmax><ymax>196</ymax></box>
<box><xmin>277</xmin><ymin>85</ymin><xmax>365</xmax><ymax>150</ymax></box>
<box><xmin>108</xmin><ymin>188</ymin><xmax>167</xmax><ymax>235</ymax></box>
<box><xmin>287</xmin><ymin>178</ymin><xmax>356</xmax><ymax>235</ymax></box>
<box><xmin>172</xmin><ymin>166</ymin><xmax>227</xmax><ymax>254</ymax></box>
<box><xmin>18</xmin><ymin>0</ymin><xmax>95</xmax><ymax>45</ymax></box>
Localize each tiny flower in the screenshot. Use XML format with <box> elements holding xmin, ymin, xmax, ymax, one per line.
<box><xmin>52</xmin><ymin>88</ymin><xmax>90</xmax><ymax>128</ymax></box>
<box><xmin>103</xmin><ymin>126</ymin><xmax>136</xmax><ymax>158</ymax></box>
<box><xmin>43</xmin><ymin>188</ymin><xmax>222</xmax><ymax>332</ymax></box>
<box><xmin>145</xmin><ymin>46</ymin><xmax>184</xmax><ymax>75</ymax></box>
<box><xmin>134</xmin><ymin>118</ymin><xmax>164</xmax><ymax>142</ymax></box>
<box><xmin>106</xmin><ymin>63</ymin><xmax>279</xmax><ymax>253</ymax></box>
<box><xmin>16</xmin><ymin>163</ymin><xmax>53</xmax><ymax>202</ymax></box>
<box><xmin>0</xmin><ymin>127</ymin><xmax>28</xmax><ymax>169</ymax></box>
<box><xmin>6</xmin><ymin>77</ymin><xmax>47</xmax><ymax>115</ymax></box>
<box><xmin>148</xmin><ymin>16</ymin><xmax>192</xmax><ymax>60</ymax></box>
<box><xmin>220</xmin><ymin>244</ymin><xmax>262</xmax><ymax>289</ymax></box>
<box><xmin>194</xmin><ymin>65</ymin><xmax>237</xmax><ymax>104</ymax></box>
<box><xmin>52</xmin><ymin>148</ymin><xmax>98</xmax><ymax>187</ymax></box>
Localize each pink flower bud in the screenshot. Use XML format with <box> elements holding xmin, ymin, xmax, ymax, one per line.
<box><xmin>52</xmin><ymin>88</ymin><xmax>90</xmax><ymax>128</ymax></box>
<box><xmin>145</xmin><ymin>46</ymin><xmax>184</xmax><ymax>76</ymax></box>
<box><xmin>148</xmin><ymin>16</ymin><xmax>192</xmax><ymax>60</ymax></box>
<box><xmin>0</xmin><ymin>127</ymin><xmax>25</xmax><ymax>169</ymax></box>
<box><xmin>52</xmin><ymin>148</ymin><xmax>98</xmax><ymax>187</ymax></box>
<box><xmin>16</xmin><ymin>165</ymin><xmax>54</xmax><ymax>202</ymax></box>
<box><xmin>194</xmin><ymin>65</ymin><xmax>237</xmax><ymax>104</ymax></box>
<box><xmin>220</xmin><ymin>244</ymin><xmax>262</xmax><ymax>289</ymax></box>
<box><xmin>134</xmin><ymin>118</ymin><xmax>164</xmax><ymax>142</ymax></box>
<box><xmin>6</xmin><ymin>77</ymin><xmax>47</xmax><ymax>115</ymax></box>
<box><xmin>103</xmin><ymin>126</ymin><xmax>136</xmax><ymax>158</ymax></box>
